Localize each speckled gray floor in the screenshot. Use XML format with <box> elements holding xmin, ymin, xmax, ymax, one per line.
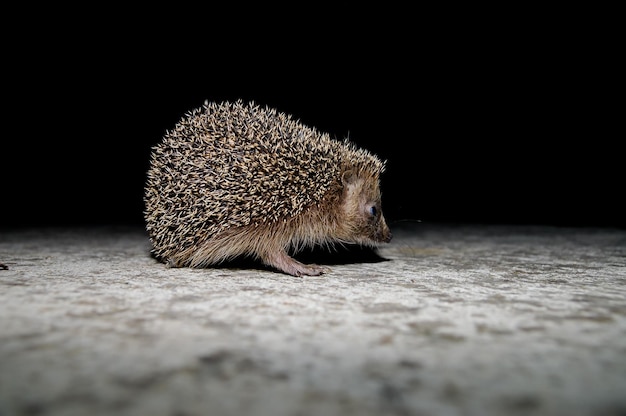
<box><xmin>1</xmin><ymin>224</ymin><xmax>625</xmax><ymax>416</ymax></box>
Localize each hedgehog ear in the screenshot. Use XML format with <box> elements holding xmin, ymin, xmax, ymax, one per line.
<box><xmin>341</xmin><ymin>169</ymin><xmax>365</xmax><ymax>202</ymax></box>
<box><xmin>341</xmin><ymin>170</ymin><xmax>357</xmax><ymax>186</ymax></box>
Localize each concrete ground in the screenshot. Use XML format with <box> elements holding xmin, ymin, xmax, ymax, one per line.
<box><xmin>0</xmin><ymin>223</ymin><xmax>625</xmax><ymax>416</ymax></box>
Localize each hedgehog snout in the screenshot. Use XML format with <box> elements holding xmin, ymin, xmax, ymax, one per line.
<box><xmin>375</xmin><ymin>217</ymin><xmax>393</xmax><ymax>243</ymax></box>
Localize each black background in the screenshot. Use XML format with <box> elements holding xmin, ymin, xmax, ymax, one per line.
<box><xmin>2</xmin><ymin>9</ymin><xmax>622</xmax><ymax>230</ymax></box>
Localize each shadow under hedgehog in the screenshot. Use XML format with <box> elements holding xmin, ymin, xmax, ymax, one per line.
<box><xmin>144</xmin><ymin>100</ymin><xmax>392</xmax><ymax>276</ymax></box>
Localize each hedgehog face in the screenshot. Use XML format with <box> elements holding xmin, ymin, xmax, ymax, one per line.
<box><xmin>340</xmin><ymin>170</ymin><xmax>392</xmax><ymax>245</ymax></box>
<box><xmin>362</xmin><ymin>199</ymin><xmax>392</xmax><ymax>244</ymax></box>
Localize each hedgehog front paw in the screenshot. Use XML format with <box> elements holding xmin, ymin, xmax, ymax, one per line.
<box><xmin>292</xmin><ymin>263</ymin><xmax>330</xmax><ymax>277</ymax></box>
<box><xmin>263</xmin><ymin>250</ymin><xmax>330</xmax><ymax>277</ymax></box>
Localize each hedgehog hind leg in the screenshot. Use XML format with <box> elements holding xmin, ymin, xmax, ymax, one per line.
<box><xmin>263</xmin><ymin>249</ymin><xmax>330</xmax><ymax>277</ymax></box>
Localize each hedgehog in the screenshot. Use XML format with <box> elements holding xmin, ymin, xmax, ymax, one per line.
<box><xmin>143</xmin><ymin>100</ymin><xmax>392</xmax><ymax>276</ymax></box>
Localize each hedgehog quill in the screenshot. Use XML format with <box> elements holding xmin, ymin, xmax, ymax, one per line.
<box><xmin>144</xmin><ymin>100</ymin><xmax>392</xmax><ymax>276</ymax></box>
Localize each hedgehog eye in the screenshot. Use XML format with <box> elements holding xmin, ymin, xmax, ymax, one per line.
<box><xmin>368</xmin><ymin>205</ymin><xmax>377</xmax><ymax>217</ymax></box>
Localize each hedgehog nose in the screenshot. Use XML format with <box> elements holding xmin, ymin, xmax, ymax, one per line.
<box><xmin>378</xmin><ymin>218</ymin><xmax>392</xmax><ymax>243</ymax></box>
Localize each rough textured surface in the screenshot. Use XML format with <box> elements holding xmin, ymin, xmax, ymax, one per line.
<box><xmin>0</xmin><ymin>223</ymin><xmax>625</xmax><ymax>416</ymax></box>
